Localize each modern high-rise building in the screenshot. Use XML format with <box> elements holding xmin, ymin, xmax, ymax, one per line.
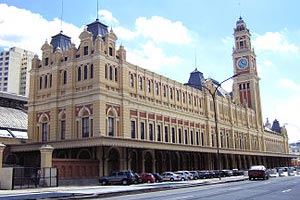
<box><xmin>7</xmin><ymin>17</ymin><xmax>292</xmax><ymax>180</ymax></box>
<box><xmin>0</xmin><ymin>47</ymin><xmax>35</xmax><ymax>96</ymax></box>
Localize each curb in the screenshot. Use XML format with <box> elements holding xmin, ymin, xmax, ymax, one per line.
<box><xmin>63</xmin><ymin>177</ymin><xmax>248</xmax><ymax>199</ymax></box>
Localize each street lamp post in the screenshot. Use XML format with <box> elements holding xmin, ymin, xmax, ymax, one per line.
<box><xmin>201</xmin><ymin>73</ymin><xmax>240</xmax><ymax>180</ymax></box>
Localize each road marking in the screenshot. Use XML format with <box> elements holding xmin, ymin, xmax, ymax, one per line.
<box><xmin>282</xmin><ymin>189</ymin><xmax>291</xmax><ymax>193</ymax></box>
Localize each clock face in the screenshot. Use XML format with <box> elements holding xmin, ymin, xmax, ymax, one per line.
<box><xmin>237</xmin><ymin>58</ymin><xmax>248</xmax><ymax>69</ymax></box>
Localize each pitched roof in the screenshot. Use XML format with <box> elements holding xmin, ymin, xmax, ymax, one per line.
<box><xmin>0</xmin><ymin>107</ymin><xmax>27</xmax><ymax>130</ymax></box>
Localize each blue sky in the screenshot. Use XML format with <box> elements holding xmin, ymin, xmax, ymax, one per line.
<box><xmin>1</xmin><ymin>0</ymin><xmax>300</xmax><ymax>142</ymax></box>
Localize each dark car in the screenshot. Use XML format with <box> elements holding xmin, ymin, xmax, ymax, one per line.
<box><xmin>152</xmin><ymin>173</ymin><xmax>163</xmax><ymax>182</ymax></box>
<box><xmin>99</xmin><ymin>170</ymin><xmax>136</xmax><ymax>185</ymax></box>
<box><xmin>248</xmin><ymin>165</ymin><xmax>269</xmax><ymax>180</ymax></box>
<box><xmin>134</xmin><ymin>173</ymin><xmax>143</xmax><ymax>184</ymax></box>
<box><xmin>140</xmin><ymin>173</ymin><xmax>155</xmax><ymax>183</ymax></box>
<box><xmin>198</xmin><ymin>170</ymin><xmax>213</xmax><ymax>179</ymax></box>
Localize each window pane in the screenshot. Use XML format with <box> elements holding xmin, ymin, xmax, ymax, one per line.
<box><xmin>131</xmin><ymin>121</ymin><xmax>136</xmax><ymax>138</ymax></box>
<box><xmin>108</xmin><ymin>117</ymin><xmax>114</xmax><ymax>136</ymax></box>
<box><xmin>82</xmin><ymin>117</ymin><xmax>89</xmax><ymax>137</ymax></box>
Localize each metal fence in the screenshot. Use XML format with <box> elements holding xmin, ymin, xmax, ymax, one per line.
<box><xmin>12</xmin><ymin>167</ymin><xmax>58</xmax><ymax>189</ymax></box>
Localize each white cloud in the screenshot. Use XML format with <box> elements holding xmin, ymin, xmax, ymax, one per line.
<box><xmin>98</xmin><ymin>10</ymin><xmax>119</xmax><ymax>25</ymax></box>
<box><xmin>114</xmin><ymin>26</ymin><xmax>138</xmax><ymax>40</ymax></box>
<box><xmin>279</xmin><ymin>78</ymin><xmax>300</xmax><ymax>91</ymax></box>
<box><xmin>135</xmin><ymin>16</ymin><xmax>192</xmax><ymax>44</ymax></box>
<box><xmin>127</xmin><ymin>41</ymin><xmax>181</xmax><ymax>71</ymax></box>
<box><xmin>253</xmin><ymin>32</ymin><xmax>299</xmax><ymax>52</ymax></box>
<box><xmin>0</xmin><ymin>4</ymin><xmax>81</xmax><ymax>55</ymax></box>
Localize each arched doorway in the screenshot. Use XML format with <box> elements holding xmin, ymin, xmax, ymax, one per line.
<box><xmin>156</xmin><ymin>152</ymin><xmax>163</xmax><ymax>173</ymax></box>
<box><xmin>107</xmin><ymin>148</ymin><xmax>120</xmax><ymax>173</ymax></box>
<box><xmin>144</xmin><ymin>152</ymin><xmax>153</xmax><ymax>172</ymax></box>
<box><xmin>130</xmin><ymin>151</ymin><xmax>138</xmax><ymax>172</ymax></box>
<box><xmin>171</xmin><ymin>152</ymin><xmax>178</xmax><ymax>171</ymax></box>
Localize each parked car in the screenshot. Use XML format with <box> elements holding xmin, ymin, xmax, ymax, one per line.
<box><xmin>152</xmin><ymin>173</ymin><xmax>163</xmax><ymax>182</ymax></box>
<box><xmin>134</xmin><ymin>173</ymin><xmax>143</xmax><ymax>184</ymax></box>
<box><xmin>197</xmin><ymin>170</ymin><xmax>213</xmax><ymax>179</ymax></box>
<box><xmin>179</xmin><ymin>170</ymin><xmax>193</xmax><ymax>180</ymax></box>
<box><xmin>232</xmin><ymin>169</ymin><xmax>244</xmax><ymax>176</ymax></box>
<box><xmin>248</xmin><ymin>165</ymin><xmax>269</xmax><ymax>180</ymax></box>
<box><xmin>140</xmin><ymin>173</ymin><xmax>155</xmax><ymax>183</ymax></box>
<box><xmin>161</xmin><ymin>171</ymin><xmax>181</xmax><ymax>181</ymax></box>
<box><xmin>189</xmin><ymin>171</ymin><xmax>199</xmax><ymax>179</ymax></box>
<box><xmin>99</xmin><ymin>170</ymin><xmax>136</xmax><ymax>185</ymax></box>
<box><xmin>221</xmin><ymin>170</ymin><xmax>233</xmax><ymax>177</ymax></box>
<box><xmin>174</xmin><ymin>171</ymin><xmax>189</xmax><ymax>181</ymax></box>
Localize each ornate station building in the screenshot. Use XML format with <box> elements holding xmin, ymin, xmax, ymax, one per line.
<box><xmin>8</xmin><ymin>17</ymin><xmax>291</xmax><ymax>180</ymax></box>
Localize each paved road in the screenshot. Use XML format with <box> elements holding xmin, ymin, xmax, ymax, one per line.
<box><xmin>98</xmin><ymin>176</ymin><xmax>300</xmax><ymax>200</ymax></box>
<box><xmin>0</xmin><ymin>176</ymin><xmax>246</xmax><ymax>199</ymax></box>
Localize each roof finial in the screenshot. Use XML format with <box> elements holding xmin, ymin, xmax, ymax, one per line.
<box><xmin>96</xmin><ymin>0</ymin><xmax>99</xmax><ymax>21</ymax></box>
<box><xmin>60</xmin><ymin>0</ymin><xmax>64</xmax><ymax>33</ymax></box>
<box><xmin>194</xmin><ymin>49</ymin><xmax>197</xmax><ymax>70</ymax></box>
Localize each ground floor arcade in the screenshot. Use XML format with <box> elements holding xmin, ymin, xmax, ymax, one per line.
<box><xmin>6</xmin><ymin>137</ymin><xmax>292</xmax><ymax>180</ymax></box>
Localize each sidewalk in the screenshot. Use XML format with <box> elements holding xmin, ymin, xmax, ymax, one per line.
<box><xmin>0</xmin><ymin>176</ymin><xmax>248</xmax><ymax>199</ymax></box>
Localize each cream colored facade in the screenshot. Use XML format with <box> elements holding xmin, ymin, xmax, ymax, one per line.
<box><xmin>9</xmin><ymin>18</ymin><xmax>291</xmax><ymax>179</ymax></box>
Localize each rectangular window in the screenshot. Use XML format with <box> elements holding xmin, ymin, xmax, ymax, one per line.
<box><xmin>172</xmin><ymin>127</ymin><xmax>175</xmax><ymax>143</ymax></box>
<box><xmin>90</xmin><ymin>119</ymin><xmax>93</xmax><ymax>137</ymax></box>
<box><xmin>108</xmin><ymin>117</ymin><xmax>114</xmax><ymax>136</ymax></box>
<box><xmin>42</xmin><ymin>123</ymin><xmax>48</xmax><ymax>142</ymax></box>
<box><xmin>178</xmin><ymin>129</ymin><xmax>182</xmax><ymax>144</ymax></box>
<box><xmin>109</xmin><ymin>47</ymin><xmax>113</xmax><ymax>56</ymax></box>
<box><xmin>201</xmin><ymin>131</ymin><xmax>205</xmax><ymax>146</ymax></box>
<box><xmin>61</xmin><ymin>120</ymin><xmax>66</xmax><ymax>140</ymax></box>
<box><xmin>185</xmin><ymin>130</ymin><xmax>188</xmax><ymax>144</ymax></box>
<box><xmin>165</xmin><ymin>126</ymin><xmax>168</xmax><ymax>142</ymax></box>
<box><xmin>190</xmin><ymin>130</ymin><xmax>194</xmax><ymax>145</ymax></box>
<box><xmin>82</xmin><ymin>117</ymin><xmax>89</xmax><ymax>137</ymax></box>
<box><xmin>84</xmin><ymin>46</ymin><xmax>88</xmax><ymax>55</ymax></box>
<box><xmin>196</xmin><ymin>131</ymin><xmax>199</xmax><ymax>145</ymax></box>
<box><xmin>45</xmin><ymin>57</ymin><xmax>49</xmax><ymax>66</ymax></box>
<box><xmin>131</xmin><ymin>121</ymin><xmax>136</xmax><ymax>139</ymax></box>
<box><xmin>149</xmin><ymin>123</ymin><xmax>153</xmax><ymax>141</ymax></box>
<box><xmin>140</xmin><ymin>122</ymin><xmax>145</xmax><ymax>140</ymax></box>
<box><xmin>157</xmin><ymin>124</ymin><xmax>161</xmax><ymax>141</ymax></box>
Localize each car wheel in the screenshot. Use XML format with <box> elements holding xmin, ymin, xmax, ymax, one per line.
<box><xmin>248</xmin><ymin>177</ymin><xmax>252</xmax><ymax>181</ymax></box>
<box><xmin>181</xmin><ymin>178</ymin><xmax>185</xmax><ymax>181</ymax></box>
<box><xmin>122</xmin><ymin>179</ymin><xmax>128</xmax><ymax>185</ymax></box>
<box><xmin>170</xmin><ymin>178</ymin><xmax>174</xmax><ymax>182</ymax></box>
<box><xmin>102</xmin><ymin>180</ymin><xmax>108</xmax><ymax>185</ymax></box>
<box><xmin>147</xmin><ymin>180</ymin><xmax>151</xmax><ymax>183</ymax></box>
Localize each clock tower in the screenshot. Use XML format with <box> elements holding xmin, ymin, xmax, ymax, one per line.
<box><xmin>232</xmin><ymin>17</ymin><xmax>263</xmax><ymax>128</ymax></box>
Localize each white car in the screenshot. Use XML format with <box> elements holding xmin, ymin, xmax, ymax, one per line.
<box><xmin>161</xmin><ymin>171</ymin><xmax>181</xmax><ymax>181</ymax></box>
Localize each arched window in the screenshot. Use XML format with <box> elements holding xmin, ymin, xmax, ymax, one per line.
<box><xmin>107</xmin><ymin>107</ymin><xmax>119</xmax><ymax>137</ymax></box>
<box><xmin>148</xmin><ymin>80</ymin><xmax>151</xmax><ymax>93</ymax></box>
<box><xmin>38</xmin><ymin>113</ymin><xmax>50</xmax><ymax>142</ymax></box>
<box><xmin>155</xmin><ymin>82</ymin><xmax>159</xmax><ymax>95</ymax></box>
<box><xmin>139</xmin><ymin>77</ymin><xmax>143</xmax><ymax>90</ymax></box>
<box><xmin>77</xmin><ymin>107</ymin><xmax>92</xmax><ymax>138</ymax></box>
<box><xmin>130</xmin><ymin>74</ymin><xmax>134</xmax><ymax>87</ymax></box>
<box><xmin>59</xmin><ymin>111</ymin><xmax>66</xmax><ymax>140</ymax></box>
<box><xmin>170</xmin><ymin>87</ymin><xmax>173</xmax><ymax>99</ymax></box>
<box><xmin>176</xmin><ymin>90</ymin><xmax>180</xmax><ymax>101</ymax></box>
<box><xmin>163</xmin><ymin>85</ymin><xmax>166</xmax><ymax>97</ymax></box>
<box><xmin>77</xmin><ymin>67</ymin><xmax>82</xmax><ymax>81</ymax></box>
<box><xmin>84</xmin><ymin>65</ymin><xmax>88</xmax><ymax>80</ymax></box>
<box><xmin>183</xmin><ymin>93</ymin><xmax>186</xmax><ymax>103</ymax></box>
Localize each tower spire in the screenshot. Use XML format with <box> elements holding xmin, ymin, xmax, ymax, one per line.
<box><xmin>97</xmin><ymin>0</ymin><xmax>99</xmax><ymax>20</ymax></box>
<box><xmin>60</xmin><ymin>0</ymin><xmax>64</xmax><ymax>33</ymax></box>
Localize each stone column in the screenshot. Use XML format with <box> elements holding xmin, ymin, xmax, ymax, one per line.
<box><xmin>0</xmin><ymin>143</ymin><xmax>6</xmax><ymax>169</ymax></box>
<box><xmin>40</xmin><ymin>145</ymin><xmax>54</xmax><ymax>168</ymax></box>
